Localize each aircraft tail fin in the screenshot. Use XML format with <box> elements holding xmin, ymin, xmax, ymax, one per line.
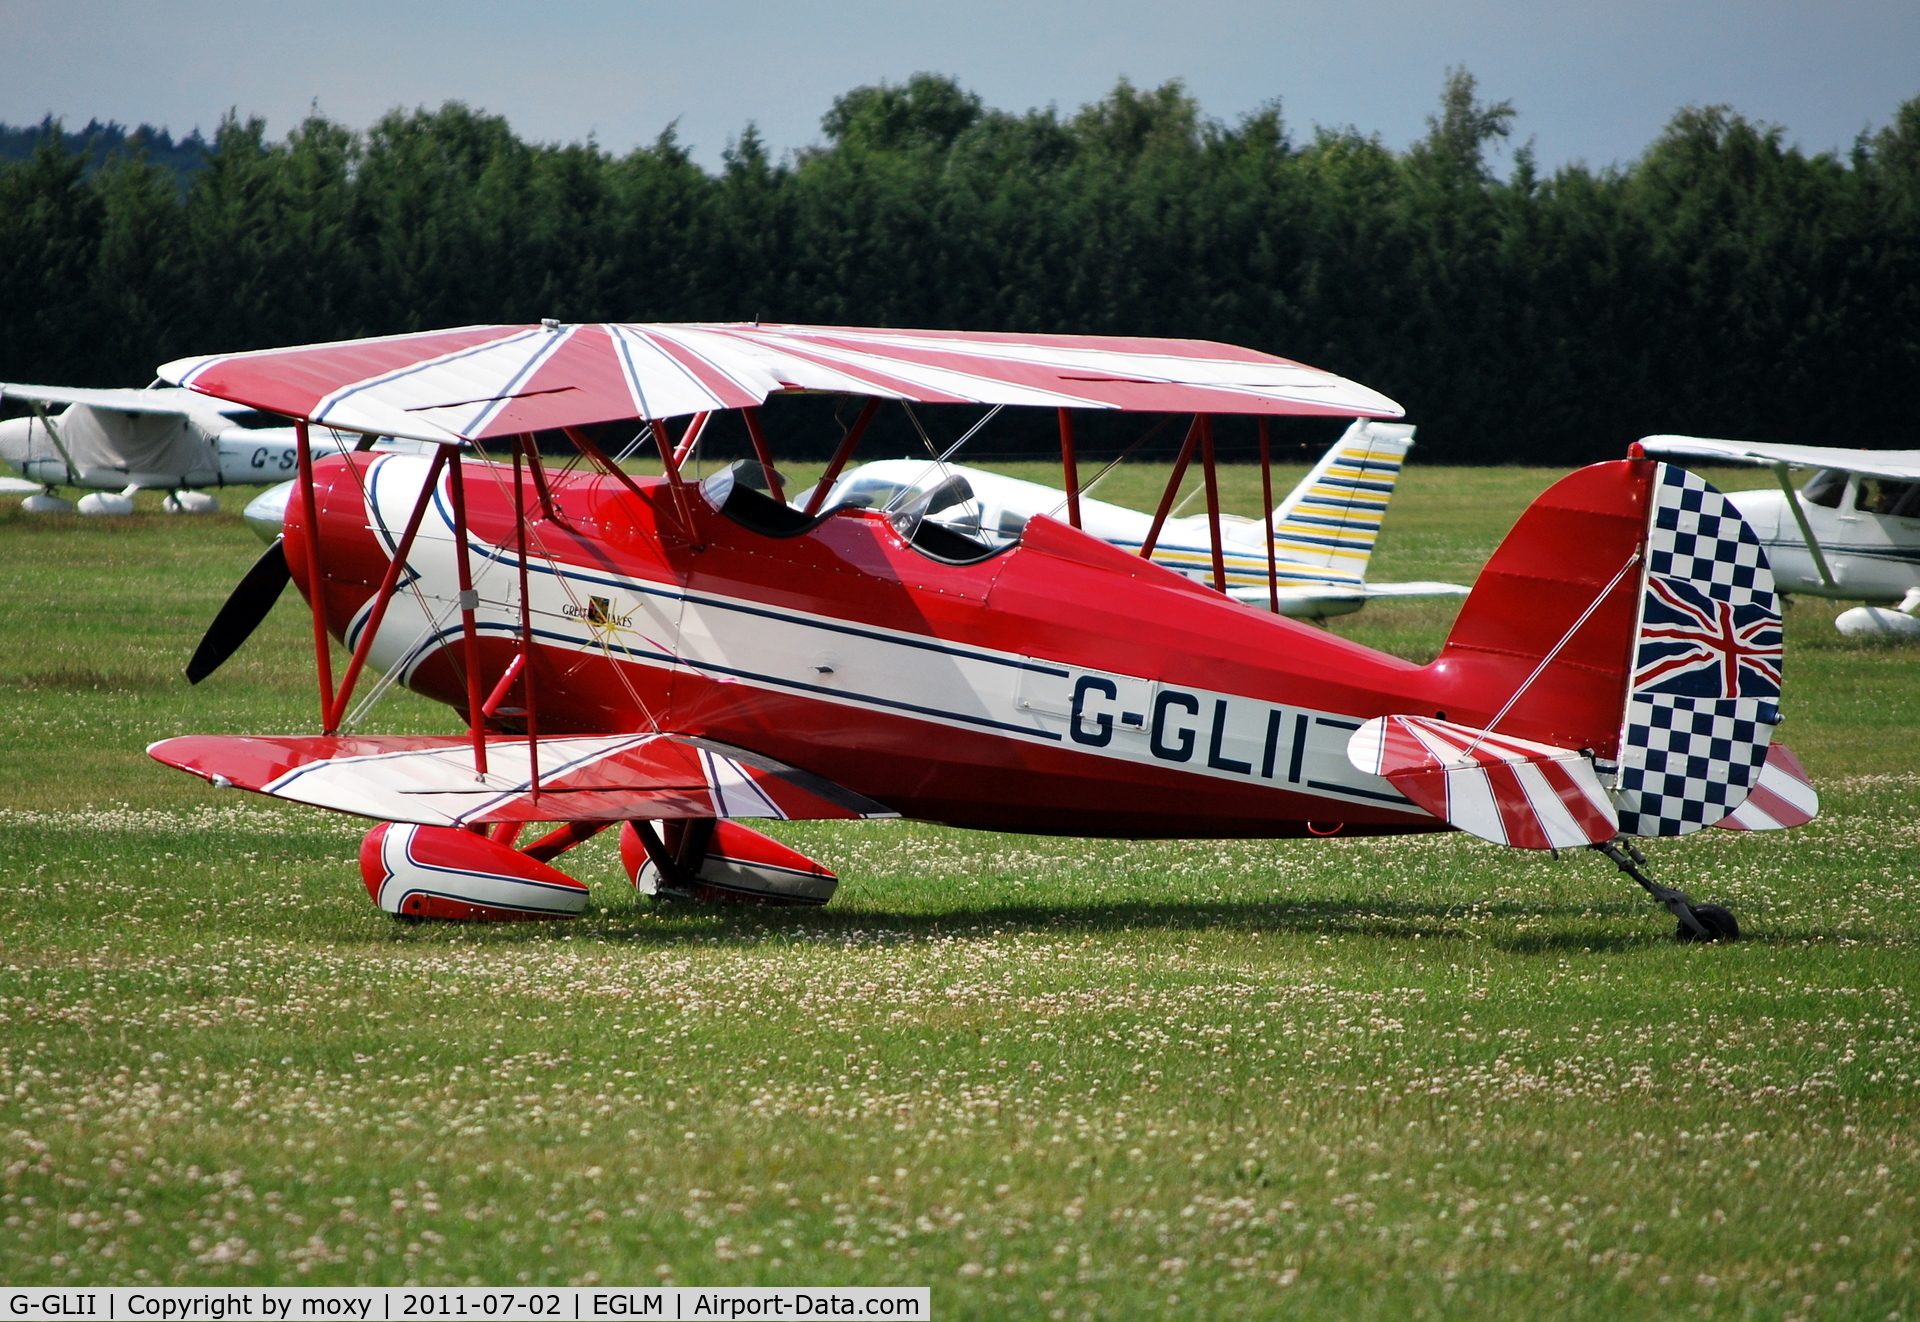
<box><xmin>1431</xmin><ymin>460</ymin><xmax>1787</xmax><ymax>836</ymax></box>
<box><xmin>1266</xmin><ymin>420</ymin><xmax>1416</xmax><ymax>578</ymax></box>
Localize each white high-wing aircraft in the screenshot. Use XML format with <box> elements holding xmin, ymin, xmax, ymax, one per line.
<box><xmin>0</xmin><ymin>382</ymin><xmax>366</xmax><ymax>515</ymax></box>
<box><xmin>804</xmin><ymin>419</ymin><xmax>1469</xmax><ymax>620</ymax></box>
<box><xmin>1639</xmin><ymin>434</ymin><xmax>1920</xmax><ymax>637</ymax></box>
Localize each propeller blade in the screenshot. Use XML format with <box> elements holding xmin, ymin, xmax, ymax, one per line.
<box><xmin>186</xmin><ymin>537</ymin><xmax>293</xmax><ymax>684</ymax></box>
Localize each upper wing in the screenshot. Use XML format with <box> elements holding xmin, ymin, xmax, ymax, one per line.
<box><xmin>148</xmin><ymin>732</ymin><xmax>897</xmax><ymax>827</ymax></box>
<box><xmin>158</xmin><ymin>322</ymin><xmax>1402</xmax><ymax>444</ymax></box>
<box><xmin>0</xmin><ymin>382</ymin><xmax>213</xmax><ymax>417</ymax></box>
<box><xmin>1640</xmin><ymin>435</ymin><xmax>1920</xmax><ymax>481</ymax></box>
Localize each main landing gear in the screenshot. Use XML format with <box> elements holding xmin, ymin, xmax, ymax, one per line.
<box><xmin>1590</xmin><ymin>839</ymin><xmax>1740</xmax><ymax>943</ymax></box>
<box><xmin>621</xmin><ymin>819</ymin><xmax>838</xmax><ymax>906</ymax></box>
<box><xmin>359</xmin><ymin>817</ymin><xmax>840</xmax><ymax>922</ymax></box>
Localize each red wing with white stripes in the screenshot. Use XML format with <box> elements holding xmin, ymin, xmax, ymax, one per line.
<box><xmin>1346</xmin><ymin>715</ymin><xmax>1618</xmax><ymax>850</ymax></box>
<box><xmin>147</xmin><ymin>733</ymin><xmax>895</xmax><ymax>827</ymax></box>
<box><xmin>158</xmin><ymin>322</ymin><xmax>1400</xmax><ymax>447</ymax></box>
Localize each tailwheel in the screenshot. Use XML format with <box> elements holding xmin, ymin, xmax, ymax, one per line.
<box><xmin>1590</xmin><ymin>839</ymin><xmax>1740</xmax><ymax>943</ymax></box>
<box><xmin>1676</xmin><ymin>903</ymin><xmax>1740</xmax><ymax>944</ymax></box>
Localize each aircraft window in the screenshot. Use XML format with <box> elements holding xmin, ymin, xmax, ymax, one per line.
<box><xmin>219</xmin><ymin>410</ymin><xmax>295</xmax><ymax>430</ymax></box>
<box><xmin>1854</xmin><ymin>478</ymin><xmax>1917</xmax><ymax>517</ymax></box>
<box><xmin>834</xmin><ymin>476</ymin><xmax>920</xmax><ymax>510</ymax></box>
<box><xmin>996</xmin><ymin>510</ymin><xmax>1030</xmax><ymax>537</ymax></box>
<box><xmin>1893</xmin><ymin>485</ymin><xmax>1920</xmax><ymax>519</ymax></box>
<box><xmin>1801</xmin><ymin>469</ymin><xmax>1847</xmax><ymax>508</ymax></box>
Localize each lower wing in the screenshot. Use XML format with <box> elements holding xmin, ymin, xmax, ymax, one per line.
<box><xmin>148</xmin><ymin>732</ymin><xmax>897</xmax><ymax>827</ymax></box>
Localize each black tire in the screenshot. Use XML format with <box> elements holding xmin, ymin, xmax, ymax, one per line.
<box><xmin>1676</xmin><ymin>903</ymin><xmax>1740</xmax><ymax>943</ymax></box>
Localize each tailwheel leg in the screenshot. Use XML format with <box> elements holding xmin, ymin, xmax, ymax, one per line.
<box><xmin>1590</xmin><ymin>839</ymin><xmax>1740</xmax><ymax>943</ymax></box>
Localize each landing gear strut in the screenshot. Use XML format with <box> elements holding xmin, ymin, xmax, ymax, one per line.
<box><xmin>1590</xmin><ymin>839</ymin><xmax>1740</xmax><ymax>943</ymax></box>
<box><xmin>629</xmin><ymin>818</ymin><xmax>717</xmax><ymax>902</ymax></box>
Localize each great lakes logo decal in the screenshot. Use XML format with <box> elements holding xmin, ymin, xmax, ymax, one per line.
<box><xmin>564</xmin><ymin>595</ymin><xmax>635</xmax><ymax>628</ymax></box>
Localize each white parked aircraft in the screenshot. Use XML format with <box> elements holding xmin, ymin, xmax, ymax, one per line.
<box><xmin>803</xmin><ymin>419</ymin><xmax>1468</xmax><ymax>620</ymax></box>
<box><xmin>1639</xmin><ymin>434</ymin><xmax>1920</xmax><ymax>637</ymax></box>
<box><xmin>0</xmin><ymin>382</ymin><xmax>366</xmax><ymax>515</ymax></box>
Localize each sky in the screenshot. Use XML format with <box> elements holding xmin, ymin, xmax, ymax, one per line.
<box><xmin>5</xmin><ymin>0</ymin><xmax>1917</xmax><ymax>171</ymax></box>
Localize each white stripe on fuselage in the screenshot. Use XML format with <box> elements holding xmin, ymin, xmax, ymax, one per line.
<box><xmin>356</xmin><ymin>455</ymin><xmax>1419</xmax><ymax>815</ymax></box>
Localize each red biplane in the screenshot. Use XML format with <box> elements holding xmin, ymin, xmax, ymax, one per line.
<box><xmin>147</xmin><ymin>322</ymin><xmax>1817</xmax><ymax>939</ymax></box>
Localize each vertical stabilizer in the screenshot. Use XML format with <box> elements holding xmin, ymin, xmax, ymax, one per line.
<box><xmin>1429</xmin><ymin>458</ymin><xmax>1785</xmax><ymax>836</ymax></box>
<box><xmin>1268</xmin><ymin>420</ymin><xmax>1416</xmax><ymax>578</ymax></box>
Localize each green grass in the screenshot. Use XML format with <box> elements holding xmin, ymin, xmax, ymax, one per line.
<box><xmin>1</xmin><ymin>470</ymin><xmax>1917</xmax><ymax>1317</ymax></box>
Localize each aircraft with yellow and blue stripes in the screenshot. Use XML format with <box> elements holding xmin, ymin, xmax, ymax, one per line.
<box><xmin>808</xmin><ymin>419</ymin><xmax>1469</xmax><ymax>620</ymax></box>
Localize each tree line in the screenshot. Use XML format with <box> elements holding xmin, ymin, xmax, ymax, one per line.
<box><xmin>3</xmin><ymin>70</ymin><xmax>1916</xmax><ymax>463</ymax></box>
<box><xmin>1</xmin><ymin>117</ymin><xmax>211</xmax><ymax>179</ymax></box>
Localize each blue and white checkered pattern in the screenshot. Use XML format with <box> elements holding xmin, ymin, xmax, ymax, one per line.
<box><xmin>1614</xmin><ymin>464</ymin><xmax>1782</xmax><ymax>837</ymax></box>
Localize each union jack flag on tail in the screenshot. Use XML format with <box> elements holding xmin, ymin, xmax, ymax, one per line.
<box><xmin>1614</xmin><ymin>465</ymin><xmax>1784</xmax><ymax>837</ymax></box>
<box><xmin>1634</xmin><ymin>576</ymin><xmax>1783</xmax><ymax>699</ymax></box>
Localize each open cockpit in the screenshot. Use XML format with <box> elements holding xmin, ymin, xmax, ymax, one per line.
<box><xmin>701</xmin><ymin>459</ymin><xmax>1021</xmax><ymax>565</ymax></box>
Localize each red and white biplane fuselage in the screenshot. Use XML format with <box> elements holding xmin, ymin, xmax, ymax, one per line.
<box><xmin>146</xmin><ymin>323</ymin><xmax>1817</xmax><ymax>937</ymax></box>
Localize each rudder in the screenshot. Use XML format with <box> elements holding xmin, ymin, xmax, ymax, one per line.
<box><xmin>1613</xmin><ymin>464</ymin><xmax>1782</xmax><ymax>835</ymax></box>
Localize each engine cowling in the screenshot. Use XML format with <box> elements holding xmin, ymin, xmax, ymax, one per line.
<box><xmin>619</xmin><ymin>820</ymin><xmax>838</xmax><ymax>906</ymax></box>
<box><xmin>361</xmin><ymin>822</ymin><xmax>590</xmax><ymax>921</ymax></box>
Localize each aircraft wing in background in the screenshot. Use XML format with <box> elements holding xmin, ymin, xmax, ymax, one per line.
<box><xmin>1640</xmin><ymin>435</ymin><xmax>1920</xmax><ymax>482</ymax></box>
<box><xmin>0</xmin><ymin>383</ymin><xmax>223</xmax><ymax>417</ymax></box>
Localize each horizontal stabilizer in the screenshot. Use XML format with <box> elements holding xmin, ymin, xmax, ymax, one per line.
<box><xmin>1349</xmin><ymin>581</ymin><xmax>1472</xmax><ymax>599</ymax></box>
<box><xmin>1712</xmin><ymin>744</ymin><xmax>1818</xmax><ymax>831</ymax></box>
<box><xmin>1224</xmin><ymin>580</ymin><xmax>1469</xmax><ymax>608</ymax></box>
<box><xmin>0</xmin><ymin>476</ymin><xmax>44</xmax><ymax>494</ymax></box>
<box><xmin>148</xmin><ymin>733</ymin><xmax>896</xmax><ymax>827</ymax></box>
<box><xmin>1347</xmin><ymin>715</ymin><xmax>1617</xmax><ymax>850</ymax></box>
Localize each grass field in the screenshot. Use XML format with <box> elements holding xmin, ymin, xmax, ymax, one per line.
<box><xmin>1</xmin><ymin>463</ymin><xmax>1917</xmax><ymax>1318</ymax></box>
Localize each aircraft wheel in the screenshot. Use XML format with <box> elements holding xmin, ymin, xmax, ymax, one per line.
<box><xmin>1676</xmin><ymin>903</ymin><xmax>1740</xmax><ymax>943</ymax></box>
